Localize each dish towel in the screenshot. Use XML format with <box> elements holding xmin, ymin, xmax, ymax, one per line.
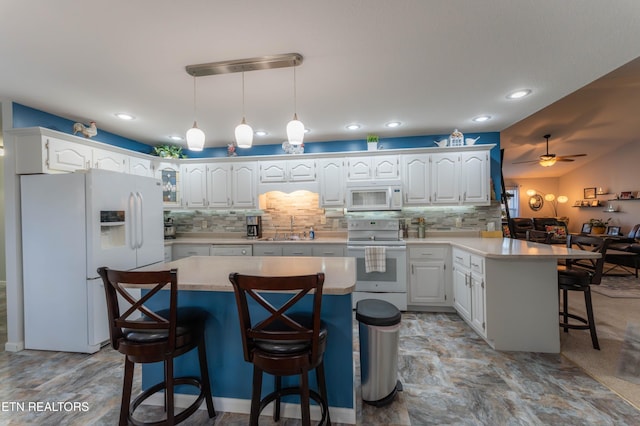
<box><xmin>365</xmin><ymin>246</ymin><xmax>386</xmax><ymax>273</ymax></box>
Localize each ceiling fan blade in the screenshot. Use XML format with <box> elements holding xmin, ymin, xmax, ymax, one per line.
<box><xmin>512</xmin><ymin>159</ymin><xmax>541</xmax><ymax>164</ymax></box>
<box><xmin>556</xmin><ymin>158</ymin><xmax>575</xmax><ymax>162</ymax></box>
<box><xmin>556</xmin><ymin>153</ymin><xmax>587</xmax><ymax>159</ymax></box>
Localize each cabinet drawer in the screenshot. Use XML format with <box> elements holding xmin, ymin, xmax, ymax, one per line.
<box><xmin>172</xmin><ymin>244</ymin><xmax>210</xmax><ymax>260</ymax></box>
<box><xmin>409</xmin><ymin>246</ymin><xmax>447</xmax><ymax>260</ymax></box>
<box><xmin>282</xmin><ymin>246</ymin><xmax>313</xmax><ymax>257</ymax></box>
<box><xmin>452</xmin><ymin>249</ymin><xmax>471</xmax><ymax>268</ymax></box>
<box><xmin>312</xmin><ymin>245</ymin><xmax>345</xmax><ymax>257</ymax></box>
<box><xmin>470</xmin><ymin>255</ymin><xmax>484</xmax><ymax>275</ymax></box>
<box><xmin>253</xmin><ymin>245</ymin><xmax>283</xmax><ymax>256</ymax></box>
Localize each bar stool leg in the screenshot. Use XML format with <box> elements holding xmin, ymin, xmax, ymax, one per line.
<box><xmin>273</xmin><ymin>376</ymin><xmax>282</xmax><ymax>421</ymax></box>
<box><xmin>197</xmin><ymin>337</ymin><xmax>216</xmax><ymax>417</ymax></box>
<box><xmin>562</xmin><ymin>289</ymin><xmax>569</xmax><ymax>333</ymax></box>
<box><xmin>584</xmin><ymin>288</ymin><xmax>600</xmax><ymax>350</ymax></box>
<box><xmin>300</xmin><ymin>372</ymin><xmax>311</xmax><ymax>426</ymax></box>
<box><xmin>120</xmin><ymin>358</ymin><xmax>134</xmax><ymax>426</ymax></box>
<box><xmin>316</xmin><ymin>362</ymin><xmax>331</xmax><ymax>425</ymax></box>
<box><xmin>250</xmin><ymin>367</ymin><xmax>263</xmax><ymax>426</ymax></box>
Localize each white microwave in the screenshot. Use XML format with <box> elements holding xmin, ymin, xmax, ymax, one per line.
<box><xmin>346</xmin><ymin>183</ymin><xmax>403</xmax><ymax>211</ymax></box>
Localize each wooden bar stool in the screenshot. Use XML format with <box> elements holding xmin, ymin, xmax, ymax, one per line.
<box><xmin>228</xmin><ymin>272</ymin><xmax>330</xmax><ymax>426</ymax></box>
<box><xmin>558</xmin><ymin>235</ymin><xmax>612</xmax><ymax>350</ymax></box>
<box><xmin>98</xmin><ymin>267</ymin><xmax>215</xmax><ymax>426</ymax></box>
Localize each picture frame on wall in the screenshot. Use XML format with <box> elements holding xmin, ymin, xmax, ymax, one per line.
<box><xmin>584</xmin><ymin>187</ymin><xmax>597</xmax><ymax>199</ymax></box>
<box><xmin>582</xmin><ymin>200</ymin><xmax>590</xmax><ymax>206</ymax></box>
<box><xmin>574</xmin><ymin>200</ymin><xmax>582</xmax><ymax>207</ymax></box>
<box><xmin>620</xmin><ymin>191</ymin><xmax>633</xmax><ymax>199</ymax></box>
<box><xmin>591</xmin><ymin>200</ymin><xmax>600</xmax><ymax>207</ymax></box>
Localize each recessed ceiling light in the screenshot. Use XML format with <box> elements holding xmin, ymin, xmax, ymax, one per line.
<box><xmin>115</xmin><ymin>112</ymin><xmax>135</xmax><ymax>120</ymax></box>
<box><xmin>304</xmin><ymin>128</ymin><xmax>311</xmax><ymax>134</ymax></box>
<box><xmin>385</xmin><ymin>121</ymin><xmax>402</xmax><ymax>128</ymax></box>
<box><xmin>472</xmin><ymin>115</ymin><xmax>491</xmax><ymax>122</ymax></box>
<box><xmin>169</xmin><ymin>135</ymin><xmax>183</xmax><ymax>141</ymax></box>
<box><xmin>346</xmin><ymin>124</ymin><xmax>361</xmax><ymax>130</ymax></box>
<box><xmin>254</xmin><ymin>130</ymin><xmax>268</xmax><ymax>137</ymax></box>
<box><xmin>506</xmin><ymin>89</ymin><xmax>532</xmax><ymax>99</ymax></box>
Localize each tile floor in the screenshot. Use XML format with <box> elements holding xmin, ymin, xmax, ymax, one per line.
<box><xmin>1</xmin><ymin>309</ymin><xmax>639</xmax><ymax>425</ymax></box>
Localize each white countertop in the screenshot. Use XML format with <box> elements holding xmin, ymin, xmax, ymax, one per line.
<box><xmin>166</xmin><ymin>235</ymin><xmax>600</xmax><ymax>260</ymax></box>
<box><xmin>138</xmin><ymin>256</ymin><xmax>356</xmax><ymax>294</ymax></box>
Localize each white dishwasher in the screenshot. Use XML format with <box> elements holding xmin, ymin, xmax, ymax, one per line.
<box><xmin>210</xmin><ymin>244</ymin><xmax>253</xmax><ymax>256</ymax></box>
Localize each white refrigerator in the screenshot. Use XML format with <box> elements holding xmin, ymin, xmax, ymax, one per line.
<box><xmin>21</xmin><ymin>169</ymin><xmax>164</xmax><ymax>353</ymax></box>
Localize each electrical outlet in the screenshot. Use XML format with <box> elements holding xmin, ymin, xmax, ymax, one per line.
<box><xmin>202</xmin><ymin>220</ymin><xmax>208</xmax><ymax>229</ymax></box>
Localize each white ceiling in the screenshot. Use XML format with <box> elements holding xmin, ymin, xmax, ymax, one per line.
<box><xmin>1</xmin><ymin>1</ymin><xmax>640</xmax><ymax>178</ymax></box>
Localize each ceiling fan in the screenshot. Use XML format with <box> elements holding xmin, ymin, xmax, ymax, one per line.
<box><xmin>512</xmin><ymin>134</ymin><xmax>587</xmax><ymax>167</ymax></box>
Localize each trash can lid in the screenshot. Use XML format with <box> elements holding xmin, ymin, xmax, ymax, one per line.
<box><xmin>355</xmin><ymin>299</ymin><xmax>401</xmax><ymax>326</ymax></box>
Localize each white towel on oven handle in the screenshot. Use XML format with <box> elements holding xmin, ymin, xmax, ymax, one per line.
<box><xmin>365</xmin><ymin>246</ymin><xmax>386</xmax><ymax>273</ymax></box>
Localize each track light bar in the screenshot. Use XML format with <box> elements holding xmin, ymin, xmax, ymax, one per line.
<box><xmin>186</xmin><ymin>53</ymin><xmax>303</xmax><ymax>77</ymax></box>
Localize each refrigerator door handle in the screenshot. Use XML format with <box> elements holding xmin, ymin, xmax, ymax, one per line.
<box><xmin>136</xmin><ymin>191</ymin><xmax>144</xmax><ymax>249</ymax></box>
<box><xmin>129</xmin><ymin>192</ymin><xmax>137</xmax><ymax>250</ymax></box>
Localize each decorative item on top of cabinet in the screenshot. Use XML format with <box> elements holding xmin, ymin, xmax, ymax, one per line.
<box><xmin>72</xmin><ymin>121</ymin><xmax>98</xmax><ymax>138</ymax></box>
<box><xmin>152</xmin><ymin>144</ymin><xmax>186</xmax><ymax>159</ymax></box>
<box><xmin>449</xmin><ymin>129</ymin><xmax>464</xmax><ymax>147</ymax></box>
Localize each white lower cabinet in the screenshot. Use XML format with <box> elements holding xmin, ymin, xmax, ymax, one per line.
<box><xmin>452</xmin><ymin>248</ymin><xmax>486</xmax><ymax>337</ymax></box>
<box><xmin>311</xmin><ymin>244</ymin><xmax>345</xmax><ymax>257</ymax></box>
<box><xmin>254</xmin><ymin>244</ymin><xmax>339</xmax><ymax>257</ymax></box>
<box><xmin>282</xmin><ymin>245</ymin><xmax>313</xmax><ymax>257</ymax></box>
<box><xmin>408</xmin><ymin>245</ymin><xmax>450</xmax><ymax>307</ymax></box>
<box><xmin>253</xmin><ymin>245</ymin><xmax>283</xmax><ymax>256</ymax></box>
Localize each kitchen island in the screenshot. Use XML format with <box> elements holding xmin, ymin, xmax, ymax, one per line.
<box><xmin>137</xmin><ymin>255</ymin><xmax>356</xmax><ymax>424</ymax></box>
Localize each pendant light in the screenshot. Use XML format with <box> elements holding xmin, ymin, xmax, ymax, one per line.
<box><xmin>286</xmin><ymin>63</ymin><xmax>304</xmax><ymax>146</ymax></box>
<box><xmin>186</xmin><ymin>75</ymin><xmax>205</xmax><ymax>151</ymax></box>
<box><xmin>235</xmin><ymin>72</ymin><xmax>253</xmax><ymax>148</ymax></box>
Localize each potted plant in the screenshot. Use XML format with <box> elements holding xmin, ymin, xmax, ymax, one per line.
<box><xmin>589</xmin><ymin>218</ymin><xmax>611</xmax><ymax>234</ymax></box>
<box><xmin>152</xmin><ymin>144</ymin><xmax>187</xmax><ymax>159</ymax></box>
<box><xmin>366</xmin><ymin>134</ymin><xmax>379</xmax><ymax>151</ymax></box>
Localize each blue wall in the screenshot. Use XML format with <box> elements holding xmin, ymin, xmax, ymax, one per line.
<box><xmin>12</xmin><ymin>103</ymin><xmax>502</xmax><ymax>197</ymax></box>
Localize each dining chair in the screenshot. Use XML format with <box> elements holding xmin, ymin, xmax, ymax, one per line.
<box><xmin>228</xmin><ymin>272</ymin><xmax>330</xmax><ymax>426</ymax></box>
<box><xmin>98</xmin><ymin>267</ymin><xmax>215</xmax><ymax>425</ymax></box>
<box><xmin>558</xmin><ymin>235</ymin><xmax>612</xmax><ymax>350</ymax></box>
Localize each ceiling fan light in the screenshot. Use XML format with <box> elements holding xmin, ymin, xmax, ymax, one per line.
<box><xmin>539</xmin><ymin>157</ymin><xmax>556</xmax><ymax>167</ymax></box>
<box><xmin>235</xmin><ymin>119</ymin><xmax>253</xmax><ymax>148</ymax></box>
<box><xmin>287</xmin><ymin>114</ymin><xmax>305</xmax><ymax>146</ymax></box>
<box><xmin>186</xmin><ymin>122</ymin><xmax>205</xmax><ymax>151</ymax></box>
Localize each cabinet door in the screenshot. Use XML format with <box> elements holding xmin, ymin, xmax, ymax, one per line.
<box><xmin>373</xmin><ymin>155</ymin><xmax>399</xmax><ymax>179</ymax></box>
<box><xmin>282</xmin><ymin>245</ymin><xmax>313</xmax><ymax>256</ymax></box>
<box><xmin>232</xmin><ymin>162</ymin><xmax>258</xmax><ymax>208</ymax></box>
<box><xmin>452</xmin><ymin>266</ymin><xmax>471</xmax><ymax>321</ymax></box>
<box><xmin>288</xmin><ymin>159</ymin><xmax>316</xmax><ymax>182</ymax></box>
<box><xmin>130</xmin><ymin>156</ymin><xmax>154</xmax><ymax>177</ymax></box>
<box><xmin>471</xmin><ymin>273</ymin><xmax>486</xmax><ymax>336</ymax></box>
<box><xmin>461</xmin><ymin>151</ymin><xmax>490</xmax><ymax>205</ymax></box>
<box><xmin>260</xmin><ymin>160</ymin><xmax>287</xmax><ymax>182</ymax></box>
<box><xmin>172</xmin><ymin>244</ymin><xmax>210</xmax><ymax>260</ymax></box>
<box><xmin>318</xmin><ymin>159</ymin><xmax>344</xmax><ymax>206</ymax></box>
<box><xmin>346</xmin><ymin>157</ymin><xmax>372</xmax><ymax>181</ymax></box>
<box><xmin>93</xmin><ymin>148</ymin><xmax>129</xmax><ymax>173</ymax></box>
<box><xmin>47</xmin><ymin>137</ymin><xmax>92</xmax><ymax>172</ymax></box>
<box><xmin>431</xmin><ymin>153</ymin><xmax>460</xmax><ymax>204</ymax></box>
<box><xmin>182</xmin><ymin>164</ymin><xmax>207</xmax><ymax>208</ymax></box>
<box><xmin>207</xmin><ymin>163</ymin><xmax>233</xmax><ymax>208</ymax></box>
<box><xmin>409</xmin><ymin>261</ymin><xmax>446</xmax><ymax>305</ymax></box>
<box><xmin>402</xmin><ymin>154</ymin><xmax>430</xmax><ymax>204</ymax></box>
<box><xmin>154</xmin><ymin>162</ymin><xmax>181</xmax><ymax>207</ymax></box>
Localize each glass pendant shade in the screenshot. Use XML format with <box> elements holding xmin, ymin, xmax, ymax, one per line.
<box><xmin>186</xmin><ymin>121</ymin><xmax>205</xmax><ymax>151</ymax></box>
<box><xmin>287</xmin><ymin>113</ymin><xmax>305</xmax><ymax>146</ymax></box>
<box><xmin>539</xmin><ymin>156</ymin><xmax>556</xmax><ymax>167</ymax></box>
<box><xmin>235</xmin><ymin>118</ymin><xmax>253</xmax><ymax>148</ymax></box>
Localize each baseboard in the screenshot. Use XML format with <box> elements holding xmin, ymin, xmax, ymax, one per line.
<box><xmin>4</xmin><ymin>341</ymin><xmax>25</xmax><ymax>352</ymax></box>
<box><xmin>145</xmin><ymin>393</ymin><xmax>356</xmax><ymax>424</ymax></box>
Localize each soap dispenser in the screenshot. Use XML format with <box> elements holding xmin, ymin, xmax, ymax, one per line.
<box><xmin>309</xmin><ymin>227</ymin><xmax>315</xmax><ymax>240</ymax></box>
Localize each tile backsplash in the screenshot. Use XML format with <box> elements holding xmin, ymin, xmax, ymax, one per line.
<box><xmin>166</xmin><ymin>191</ymin><xmax>502</xmax><ymax>236</ymax></box>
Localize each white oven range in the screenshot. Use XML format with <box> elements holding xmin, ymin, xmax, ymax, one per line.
<box><xmin>347</xmin><ymin>219</ymin><xmax>407</xmax><ymax>310</ymax></box>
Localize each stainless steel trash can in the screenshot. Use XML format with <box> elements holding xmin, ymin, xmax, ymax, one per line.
<box><xmin>356</xmin><ymin>299</ymin><xmax>402</xmax><ymax>406</ymax></box>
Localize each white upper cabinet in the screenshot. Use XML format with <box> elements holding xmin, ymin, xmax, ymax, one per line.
<box><xmin>154</xmin><ymin>161</ymin><xmax>181</xmax><ymax>207</ymax></box>
<box><xmin>181</xmin><ymin>164</ymin><xmax>208</xmax><ymax>208</ymax></box>
<box><xmin>129</xmin><ymin>156</ymin><xmax>154</xmax><ymax>177</ymax></box>
<box><xmin>401</xmin><ymin>154</ymin><xmax>430</xmax><ymax>204</ymax></box>
<box><xmin>207</xmin><ymin>163</ymin><xmax>233</xmax><ymax>208</ymax></box>
<box><xmin>346</xmin><ymin>155</ymin><xmax>399</xmax><ymax>181</ymax></box>
<box><xmin>431</xmin><ymin>153</ymin><xmax>460</xmax><ymax>205</ymax></box>
<box><xmin>317</xmin><ymin>158</ymin><xmax>345</xmax><ymax>207</ymax></box>
<box><xmin>259</xmin><ymin>159</ymin><xmax>316</xmax><ymax>183</ymax></box>
<box><xmin>460</xmin><ymin>151</ymin><xmax>490</xmax><ymax>205</ymax></box>
<box><xmin>93</xmin><ymin>148</ymin><xmax>129</xmax><ymax>173</ymax></box>
<box><xmin>231</xmin><ymin>162</ymin><xmax>258</xmax><ymax>208</ymax></box>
